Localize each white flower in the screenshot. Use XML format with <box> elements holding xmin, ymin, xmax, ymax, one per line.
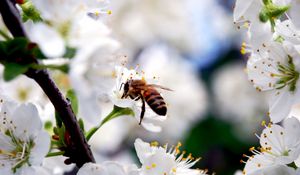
<box><xmin>42</xmin><ymin>156</ymin><xmax>75</xmax><ymax>175</ymax></box>
<box><xmin>0</xmin><ymin>100</ymin><xmax>50</xmax><ymax>174</ymax></box>
<box><xmin>77</xmin><ymin>162</ymin><xmax>139</xmax><ymax>175</ymax></box>
<box><xmin>241</xmin><ymin>117</ymin><xmax>300</xmax><ymax>174</ymax></box>
<box><xmin>28</xmin><ymin>0</ymin><xmax>115</xmax><ymax>59</ymax></box>
<box><xmin>247</xmin><ymin>41</ymin><xmax>300</xmax><ymax>123</ymax></box>
<box><xmin>212</xmin><ymin>63</ymin><xmax>268</xmax><ymax>140</ymax></box>
<box><xmin>0</xmin><ymin>65</ymin><xmax>46</xmax><ymax>105</ymax></box>
<box><xmin>234</xmin><ymin>0</ymin><xmax>291</xmax><ymax>53</ymax></box>
<box><xmin>134</xmin><ymin>138</ymin><xmax>207</xmax><ymax>175</ymax></box>
<box><xmin>110</xmin><ymin>66</ymin><xmax>167</xmax><ymax>132</ymax></box>
<box><xmin>31</xmin><ymin>0</ymin><xmax>100</xmax><ymax>22</ymax></box>
<box><xmin>110</xmin><ymin>0</ymin><xmax>194</xmax><ymax>53</ymax></box>
<box><xmin>25</xmin><ymin>22</ymin><xmax>65</xmax><ymax>58</ymax></box>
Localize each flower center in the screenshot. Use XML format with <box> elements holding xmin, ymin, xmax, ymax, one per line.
<box><xmin>272</xmin><ymin>56</ymin><xmax>299</xmax><ymax>92</ymax></box>
<box><xmin>1</xmin><ymin>129</ymin><xmax>35</xmax><ymax>173</ymax></box>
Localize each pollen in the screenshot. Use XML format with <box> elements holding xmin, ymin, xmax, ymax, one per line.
<box><xmin>249</xmin><ymin>147</ymin><xmax>255</xmax><ymax>151</ymax></box>
<box><xmin>107</xmin><ymin>10</ymin><xmax>112</xmax><ymax>15</ymax></box>
<box><xmin>240</xmin><ymin>42</ymin><xmax>247</xmax><ymax>55</ymax></box>
<box><xmin>111</xmin><ymin>70</ymin><xmax>117</xmax><ymax>78</ymax></box>
<box><xmin>172</xmin><ymin>168</ymin><xmax>177</xmax><ymax>173</ymax></box>
<box><xmin>150</xmin><ymin>141</ymin><xmax>159</xmax><ymax>147</ymax></box>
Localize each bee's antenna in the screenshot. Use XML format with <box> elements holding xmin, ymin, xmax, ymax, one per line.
<box><xmin>119</xmin><ymin>82</ymin><xmax>125</xmax><ymax>91</ymax></box>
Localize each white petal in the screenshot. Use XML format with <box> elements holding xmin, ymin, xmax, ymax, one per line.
<box><xmin>77</xmin><ymin>162</ymin><xmax>128</xmax><ymax>175</ymax></box>
<box><xmin>233</xmin><ymin>0</ymin><xmax>255</xmax><ymax>21</ymax></box>
<box><xmin>244</xmin><ymin>154</ymin><xmax>274</xmax><ymax>174</ymax></box>
<box><xmin>283</xmin><ymin>117</ymin><xmax>300</xmax><ymax>147</ymax></box>
<box><xmin>27</xmin><ymin>23</ymin><xmax>65</xmax><ymax>58</ymax></box>
<box><xmin>29</xmin><ymin>131</ymin><xmax>51</xmax><ymax>166</ymax></box>
<box><xmin>77</xmin><ymin>163</ymin><xmax>107</xmax><ymax>175</ymax></box>
<box><xmin>134</xmin><ymin>138</ymin><xmax>152</xmax><ymax>164</ymax></box>
<box><xmin>248</xmin><ymin>164</ymin><xmax>296</xmax><ymax>175</ymax></box>
<box><xmin>275</xmin><ymin>20</ymin><xmax>300</xmax><ymax>44</ymax></box>
<box><xmin>247</xmin><ymin>54</ymin><xmax>278</xmax><ymax>91</ymax></box>
<box><xmin>268</xmin><ymin>89</ymin><xmax>295</xmax><ymax>123</ymax></box>
<box><xmin>12</xmin><ymin>103</ymin><xmax>42</xmax><ymax>139</ymax></box>
<box><xmin>290</xmin><ymin>1</ymin><xmax>300</xmax><ymax>28</ymax></box>
<box><xmin>249</xmin><ymin>21</ymin><xmax>273</xmax><ymax>53</ymax></box>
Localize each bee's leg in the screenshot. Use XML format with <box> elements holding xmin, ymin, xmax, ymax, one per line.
<box><xmin>134</xmin><ymin>96</ymin><xmax>141</xmax><ymax>101</ymax></box>
<box><xmin>139</xmin><ymin>95</ymin><xmax>145</xmax><ymax>125</ymax></box>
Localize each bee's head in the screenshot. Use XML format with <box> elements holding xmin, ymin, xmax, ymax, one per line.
<box><xmin>121</xmin><ymin>80</ymin><xmax>130</xmax><ymax>98</ymax></box>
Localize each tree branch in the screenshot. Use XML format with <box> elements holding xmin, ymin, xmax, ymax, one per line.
<box><xmin>0</xmin><ymin>0</ymin><xmax>95</xmax><ymax>167</ymax></box>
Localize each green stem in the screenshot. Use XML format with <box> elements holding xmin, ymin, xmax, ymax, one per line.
<box><xmin>31</xmin><ymin>63</ymin><xmax>68</xmax><ymax>72</ymax></box>
<box><xmin>85</xmin><ymin>105</ymin><xmax>134</xmax><ymax>141</ymax></box>
<box><xmin>0</xmin><ymin>29</ymin><xmax>11</xmax><ymax>40</ymax></box>
<box><xmin>46</xmin><ymin>151</ymin><xmax>65</xmax><ymax>157</ymax></box>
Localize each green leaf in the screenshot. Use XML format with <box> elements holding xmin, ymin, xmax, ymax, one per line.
<box><xmin>5</xmin><ymin>37</ymin><xmax>29</xmax><ymax>56</ymax></box>
<box><xmin>55</xmin><ymin>111</ymin><xmax>63</xmax><ymax>128</ymax></box>
<box><xmin>31</xmin><ymin>63</ymin><xmax>69</xmax><ymax>73</ymax></box>
<box><xmin>21</xmin><ymin>1</ymin><xmax>43</xmax><ymax>23</ymax></box>
<box><xmin>66</xmin><ymin>89</ymin><xmax>78</xmax><ymax>115</ymax></box>
<box><xmin>3</xmin><ymin>63</ymin><xmax>30</xmax><ymax>81</ymax></box>
<box><xmin>0</xmin><ymin>42</ymin><xmax>7</xmax><ymax>59</ymax></box>
<box><xmin>78</xmin><ymin>118</ymin><xmax>85</xmax><ymax>133</ymax></box>
<box><xmin>63</xmin><ymin>47</ymin><xmax>77</xmax><ymax>59</ymax></box>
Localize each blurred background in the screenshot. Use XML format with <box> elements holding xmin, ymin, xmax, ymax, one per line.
<box><xmin>0</xmin><ymin>0</ymin><xmax>270</xmax><ymax>174</ymax></box>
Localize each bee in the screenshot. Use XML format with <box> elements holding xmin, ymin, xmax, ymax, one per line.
<box><xmin>121</xmin><ymin>79</ymin><xmax>171</xmax><ymax>124</ymax></box>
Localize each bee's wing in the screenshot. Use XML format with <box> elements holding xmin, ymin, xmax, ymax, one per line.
<box><xmin>147</xmin><ymin>84</ymin><xmax>173</xmax><ymax>91</ymax></box>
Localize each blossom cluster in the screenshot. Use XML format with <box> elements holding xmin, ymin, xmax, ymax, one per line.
<box><xmin>78</xmin><ymin>139</ymin><xmax>207</xmax><ymax>175</ymax></box>
<box><xmin>234</xmin><ymin>0</ymin><xmax>300</xmax><ymax>174</ymax></box>
<box><xmin>234</xmin><ymin>0</ymin><xmax>300</xmax><ymax>123</ymax></box>
<box><xmin>0</xmin><ymin>0</ymin><xmax>213</xmax><ymax>173</ymax></box>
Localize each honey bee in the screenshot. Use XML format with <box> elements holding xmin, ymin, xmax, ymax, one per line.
<box><xmin>121</xmin><ymin>79</ymin><xmax>171</xmax><ymax>124</ymax></box>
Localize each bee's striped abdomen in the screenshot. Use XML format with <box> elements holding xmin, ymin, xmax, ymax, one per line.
<box><xmin>144</xmin><ymin>88</ymin><xmax>167</xmax><ymax>115</ymax></box>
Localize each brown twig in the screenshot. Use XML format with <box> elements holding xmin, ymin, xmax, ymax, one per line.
<box><xmin>0</xmin><ymin>0</ymin><xmax>95</xmax><ymax>167</ymax></box>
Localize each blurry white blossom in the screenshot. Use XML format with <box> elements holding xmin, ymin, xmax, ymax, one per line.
<box><xmin>25</xmin><ymin>22</ymin><xmax>65</xmax><ymax>58</ymax></box>
<box><xmin>77</xmin><ymin>162</ymin><xmax>139</xmax><ymax>175</ymax></box>
<box><xmin>212</xmin><ymin>63</ymin><xmax>268</xmax><ymax>138</ymax></box>
<box><xmin>0</xmin><ymin>99</ymin><xmax>50</xmax><ymax>174</ymax></box>
<box><xmin>42</xmin><ymin>156</ymin><xmax>75</xmax><ymax>175</ymax></box>
<box><xmin>69</xmin><ymin>37</ymin><xmax>120</xmax><ymax>128</ymax></box>
<box><xmin>110</xmin><ymin>0</ymin><xmax>194</xmax><ymax>53</ymax></box>
<box><xmin>0</xmin><ymin>65</ymin><xmax>48</xmax><ymax>107</ymax></box>
<box><xmin>28</xmin><ymin>0</ymin><xmax>116</xmax><ymax>58</ymax></box>
<box><xmin>134</xmin><ymin>138</ymin><xmax>206</xmax><ymax>175</ymax></box>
